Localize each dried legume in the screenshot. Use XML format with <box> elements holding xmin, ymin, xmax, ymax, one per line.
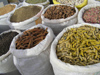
<box><xmin>83</xmin><ymin>7</ymin><xmax>100</xmax><ymax>24</ymax></box>
<box><xmin>0</xmin><ymin>32</ymin><xmax>18</xmax><ymax>56</ymax></box>
<box><xmin>56</xmin><ymin>25</ymin><xmax>100</xmax><ymax>66</ymax></box>
<box><xmin>16</xmin><ymin>27</ymin><xmax>48</xmax><ymax>49</ymax></box>
<box><xmin>26</xmin><ymin>0</ymin><xmax>47</xmax><ymax>4</ymax></box>
<box><xmin>44</xmin><ymin>5</ymin><xmax>76</xmax><ymax>19</ymax></box>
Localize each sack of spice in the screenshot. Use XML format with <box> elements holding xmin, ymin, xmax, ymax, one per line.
<box><xmin>50</xmin><ymin>23</ymin><xmax>100</xmax><ymax>75</ymax></box>
<box><xmin>7</xmin><ymin>4</ymin><xmax>44</xmax><ymax>30</ymax></box>
<box><xmin>41</xmin><ymin>4</ymin><xmax>78</xmax><ymax>35</ymax></box>
<box><xmin>10</xmin><ymin>24</ymin><xmax>55</xmax><ymax>75</ymax></box>
<box><xmin>0</xmin><ymin>30</ymin><xmax>21</xmax><ymax>73</ymax></box>
<box><xmin>0</xmin><ymin>4</ymin><xmax>17</xmax><ymax>25</ymax></box>
<box><xmin>78</xmin><ymin>4</ymin><xmax>100</xmax><ymax>24</ymax></box>
<box><xmin>23</xmin><ymin>0</ymin><xmax>50</xmax><ymax>6</ymax></box>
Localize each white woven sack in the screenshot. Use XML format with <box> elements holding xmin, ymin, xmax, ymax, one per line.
<box><xmin>0</xmin><ymin>30</ymin><xmax>21</xmax><ymax>73</ymax></box>
<box><xmin>7</xmin><ymin>4</ymin><xmax>44</xmax><ymax>30</ymax></box>
<box><xmin>10</xmin><ymin>24</ymin><xmax>55</xmax><ymax>75</ymax></box>
<box><xmin>50</xmin><ymin>23</ymin><xmax>100</xmax><ymax>75</ymax></box>
<box><xmin>41</xmin><ymin>4</ymin><xmax>78</xmax><ymax>35</ymax></box>
<box><xmin>78</xmin><ymin>4</ymin><xmax>100</xmax><ymax>24</ymax></box>
<box><xmin>88</xmin><ymin>0</ymin><xmax>100</xmax><ymax>4</ymax></box>
<box><xmin>23</xmin><ymin>0</ymin><xmax>50</xmax><ymax>6</ymax></box>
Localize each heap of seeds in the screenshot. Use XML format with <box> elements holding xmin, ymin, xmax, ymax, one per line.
<box><xmin>0</xmin><ymin>31</ymin><xmax>18</xmax><ymax>56</ymax></box>
<box><xmin>56</xmin><ymin>25</ymin><xmax>100</xmax><ymax>66</ymax></box>
<box><xmin>16</xmin><ymin>27</ymin><xmax>48</xmax><ymax>49</ymax></box>
<box><xmin>26</xmin><ymin>0</ymin><xmax>47</xmax><ymax>4</ymax></box>
<box><xmin>44</xmin><ymin>5</ymin><xmax>76</xmax><ymax>19</ymax></box>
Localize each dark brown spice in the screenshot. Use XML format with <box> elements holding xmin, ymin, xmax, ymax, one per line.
<box><xmin>44</xmin><ymin>5</ymin><xmax>76</xmax><ymax>19</ymax></box>
<box><xmin>0</xmin><ymin>32</ymin><xmax>18</xmax><ymax>56</ymax></box>
<box><xmin>16</xmin><ymin>27</ymin><xmax>48</xmax><ymax>49</ymax></box>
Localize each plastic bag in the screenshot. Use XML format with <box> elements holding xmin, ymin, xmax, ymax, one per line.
<box><xmin>41</xmin><ymin>4</ymin><xmax>78</xmax><ymax>35</ymax></box>
<box><xmin>7</xmin><ymin>4</ymin><xmax>44</xmax><ymax>30</ymax></box>
<box><xmin>0</xmin><ymin>30</ymin><xmax>21</xmax><ymax>73</ymax></box>
<box><xmin>50</xmin><ymin>23</ymin><xmax>100</xmax><ymax>75</ymax></box>
<box><xmin>10</xmin><ymin>24</ymin><xmax>55</xmax><ymax>75</ymax></box>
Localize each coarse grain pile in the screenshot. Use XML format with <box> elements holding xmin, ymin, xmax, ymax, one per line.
<box><xmin>0</xmin><ymin>4</ymin><xmax>15</xmax><ymax>16</ymax></box>
<box><xmin>56</xmin><ymin>25</ymin><xmax>100</xmax><ymax>66</ymax></box>
<box><xmin>57</xmin><ymin>0</ymin><xmax>84</xmax><ymax>6</ymax></box>
<box><xmin>10</xmin><ymin>6</ymin><xmax>41</xmax><ymax>22</ymax></box>
<box><xmin>16</xmin><ymin>27</ymin><xmax>48</xmax><ymax>49</ymax></box>
<box><xmin>26</xmin><ymin>0</ymin><xmax>47</xmax><ymax>4</ymax></box>
<box><xmin>0</xmin><ymin>32</ymin><xmax>18</xmax><ymax>56</ymax></box>
<box><xmin>44</xmin><ymin>5</ymin><xmax>76</xmax><ymax>19</ymax></box>
<box><xmin>83</xmin><ymin>7</ymin><xmax>100</xmax><ymax>24</ymax></box>
<box><xmin>8</xmin><ymin>0</ymin><xmax>19</xmax><ymax>3</ymax></box>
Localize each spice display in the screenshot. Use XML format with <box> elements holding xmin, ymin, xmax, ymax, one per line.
<box><xmin>10</xmin><ymin>6</ymin><xmax>41</xmax><ymax>22</ymax></box>
<box><xmin>44</xmin><ymin>5</ymin><xmax>76</xmax><ymax>19</ymax></box>
<box><xmin>0</xmin><ymin>32</ymin><xmax>18</xmax><ymax>56</ymax></box>
<box><xmin>26</xmin><ymin>0</ymin><xmax>47</xmax><ymax>4</ymax></box>
<box><xmin>83</xmin><ymin>7</ymin><xmax>100</xmax><ymax>24</ymax></box>
<box><xmin>16</xmin><ymin>27</ymin><xmax>48</xmax><ymax>49</ymax></box>
<box><xmin>56</xmin><ymin>25</ymin><xmax>100</xmax><ymax>66</ymax></box>
<box><xmin>0</xmin><ymin>4</ymin><xmax>15</xmax><ymax>16</ymax></box>
<box><xmin>57</xmin><ymin>0</ymin><xmax>84</xmax><ymax>6</ymax></box>
<box><xmin>8</xmin><ymin>0</ymin><xmax>19</xmax><ymax>3</ymax></box>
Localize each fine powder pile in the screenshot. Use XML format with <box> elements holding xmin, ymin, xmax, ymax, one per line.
<box><xmin>56</xmin><ymin>25</ymin><xmax>100</xmax><ymax>66</ymax></box>
<box><xmin>16</xmin><ymin>27</ymin><xmax>48</xmax><ymax>49</ymax></box>
<box><xmin>83</xmin><ymin>7</ymin><xmax>100</xmax><ymax>24</ymax></box>
<box><xmin>10</xmin><ymin>6</ymin><xmax>41</xmax><ymax>22</ymax></box>
<box><xmin>0</xmin><ymin>4</ymin><xmax>15</xmax><ymax>16</ymax></box>
<box><xmin>44</xmin><ymin>5</ymin><xmax>76</xmax><ymax>19</ymax></box>
<box><xmin>0</xmin><ymin>32</ymin><xmax>18</xmax><ymax>56</ymax></box>
<box><xmin>26</xmin><ymin>0</ymin><xmax>46</xmax><ymax>4</ymax></box>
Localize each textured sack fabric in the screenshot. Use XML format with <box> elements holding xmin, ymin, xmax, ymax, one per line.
<box><xmin>10</xmin><ymin>24</ymin><xmax>55</xmax><ymax>75</ymax></box>
<box><xmin>7</xmin><ymin>4</ymin><xmax>44</xmax><ymax>30</ymax></box>
<box><xmin>50</xmin><ymin>23</ymin><xmax>100</xmax><ymax>75</ymax></box>
<box><xmin>88</xmin><ymin>0</ymin><xmax>100</xmax><ymax>4</ymax></box>
<box><xmin>0</xmin><ymin>30</ymin><xmax>21</xmax><ymax>73</ymax></box>
<box><xmin>41</xmin><ymin>4</ymin><xmax>78</xmax><ymax>35</ymax></box>
<box><xmin>78</xmin><ymin>4</ymin><xmax>100</xmax><ymax>24</ymax></box>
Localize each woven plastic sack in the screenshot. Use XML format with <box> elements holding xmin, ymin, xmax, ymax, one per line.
<box><xmin>0</xmin><ymin>30</ymin><xmax>21</xmax><ymax>73</ymax></box>
<box><xmin>88</xmin><ymin>0</ymin><xmax>100</xmax><ymax>4</ymax></box>
<box><xmin>10</xmin><ymin>24</ymin><xmax>55</xmax><ymax>75</ymax></box>
<box><xmin>78</xmin><ymin>4</ymin><xmax>100</xmax><ymax>24</ymax></box>
<box><xmin>41</xmin><ymin>4</ymin><xmax>78</xmax><ymax>35</ymax></box>
<box><xmin>50</xmin><ymin>23</ymin><xmax>100</xmax><ymax>75</ymax></box>
<box><xmin>7</xmin><ymin>4</ymin><xmax>44</xmax><ymax>30</ymax></box>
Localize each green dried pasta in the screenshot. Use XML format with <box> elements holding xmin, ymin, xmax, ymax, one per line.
<box><xmin>56</xmin><ymin>25</ymin><xmax>100</xmax><ymax>66</ymax></box>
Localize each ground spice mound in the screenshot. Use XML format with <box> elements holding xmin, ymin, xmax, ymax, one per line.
<box><xmin>83</xmin><ymin>7</ymin><xmax>100</xmax><ymax>24</ymax></box>
<box><xmin>44</xmin><ymin>5</ymin><xmax>76</xmax><ymax>19</ymax></box>
<box><xmin>16</xmin><ymin>27</ymin><xmax>48</xmax><ymax>49</ymax></box>
<box><xmin>0</xmin><ymin>4</ymin><xmax>15</xmax><ymax>16</ymax></box>
<box><xmin>0</xmin><ymin>32</ymin><xmax>18</xmax><ymax>56</ymax></box>
<box><xmin>10</xmin><ymin>6</ymin><xmax>41</xmax><ymax>22</ymax></box>
<box><xmin>26</xmin><ymin>0</ymin><xmax>46</xmax><ymax>4</ymax></box>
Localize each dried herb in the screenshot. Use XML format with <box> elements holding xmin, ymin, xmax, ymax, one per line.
<box><xmin>26</xmin><ymin>0</ymin><xmax>46</xmax><ymax>4</ymax></box>
<box><xmin>56</xmin><ymin>25</ymin><xmax>100</xmax><ymax>66</ymax></box>
<box><xmin>16</xmin><ymin>27</ymin><xmax>48</xmax><ymax>49</ymax></box>
<box><xmin>10</xmin><ymin>6</ymin><xmax>41</xmax><ymax>22</ymax></box>
<box><xmin>0</xmin><ymin>32</ymin><xmax>18</xmax><ymax>56</ymax></box>
<box><xmin>0</xmin><ymin>4</ymin><xmax>15</xmax><ymax>16</ymax></box>
<box><xmin>44</xmin><ymin>5</ymin><xmax>76</xmax><ymax>19</ymax></box>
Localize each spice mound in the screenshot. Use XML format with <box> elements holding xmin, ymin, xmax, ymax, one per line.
<box><xmin>16</xmin><ymin>27</ymin><xmax>48</xmax><ymax>49</ymax></box>
<box><xmin>8</xmin><ymin>0</ymin><xmax>19</xmax><ymax>3</ymax></box>
<box><xmin>10</xmin><ymin>6</ymin><xmax>41</xmax><ymax>22</ymax></box>
<box><xmin>44</xmin><ymin>5</ymin><xmax>76</xmax><ymax>19</ymax></box>
<box><xmin>0</xmin><ymin>32</ymin><xmax>18</xmax><ymax>56</ymax></box>
<box><xmin>26</xmin><ymin>0</ymin><xmax>47</xmax><ymax>4</ymax></box>
<box><xmin>0</xmin><ymin>4</ymin><xmax>15</xmax><ymax>16</ymax></box>
<box><xmin>83</xmin><ymin>7</ymin><xmax>100</xmax><ymax>24</ymax></box>
<box><xmin>57</xmin><ymin>0</ymin><xmax>84</xmax><ymax>6</ymax></box>
<box><xmin>56</xmin><ymin>25</ymin><xmax>100</xmax><ymax>66</ymax></box>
